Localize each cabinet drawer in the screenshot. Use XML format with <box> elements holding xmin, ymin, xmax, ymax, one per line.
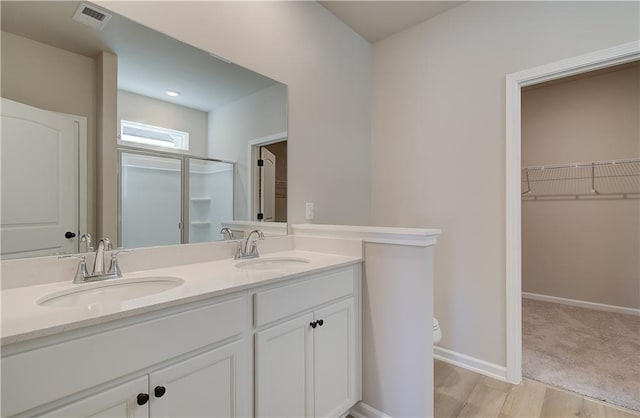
<box><xmin>254</xmin><ymin>267</ymin><xmax>355</xmax><ymax>327</ymax></box>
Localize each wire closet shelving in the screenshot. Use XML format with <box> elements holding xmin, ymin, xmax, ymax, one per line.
<box><xmin>521</xmin><ymin>158</ymin><xmax>640</xmax><ymax>200</ymax></box>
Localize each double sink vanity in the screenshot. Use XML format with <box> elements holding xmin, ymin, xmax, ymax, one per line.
<box><xmin>1</xmin><ymin>234</ymin><xmax>363</xmax><ymax>417</ymax></box>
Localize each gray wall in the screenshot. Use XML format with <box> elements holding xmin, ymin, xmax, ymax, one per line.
<box><xmin>209</xmin><ymin>83</ymin><xmax>287</xmax><ymax>221</ymax></box>
<box><xmin>1</xmin><ymin>31</ymin><xmax>98</xmax><ymax>238</ymax></box>
<box><xmin>522</xmin><ymin>65</ymin><xmax>640</xmax><ymax>309</ymax></box>
<box><xmin>100</xmin><ymin>0</ymin><xmax>372</xmax><ymax>226</ymax></box>
<box><xmin>118</xmin><ymin>90</ymin><xmax>209</xmax><ymax>158</ymax></box>
<box><xmin>371</xmin><ymin>1</ymin><xmax>640</xmax><ymax>367</ymax></box>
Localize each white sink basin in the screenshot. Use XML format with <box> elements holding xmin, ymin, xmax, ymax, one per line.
<box><xmin>235</xmin><ymin>257</ymin><xmax>311</xmax><ymax>271</ymax></box>
<box><xmin>37</xmin><ymin>277</ymin><xmax>184</xmax><ymax>308</ymax></box>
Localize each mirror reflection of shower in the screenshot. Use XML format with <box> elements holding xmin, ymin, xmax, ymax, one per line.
<box><xmin>119</xmin><ymin>150</ymin><xmax>233</xmax><ymax>248</ymax></box>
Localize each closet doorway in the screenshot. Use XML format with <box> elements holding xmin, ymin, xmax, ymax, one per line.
<box><xmin>505</xmin><ymin>43</ymin><xmax>640</xmax><ymax>386</ymax></box>
<box><xmin>519</xmin><ymin>61</ymin><xmax>639</xmax><ymax>412</ymax></box>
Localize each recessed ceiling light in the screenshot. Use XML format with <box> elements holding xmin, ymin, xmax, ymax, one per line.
<box><xmin>166</xmin><ymin>90</ymin><xmax>180</xmax><ymax>97</ymax></box>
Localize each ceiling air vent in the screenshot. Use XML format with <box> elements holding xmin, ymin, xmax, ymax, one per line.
<box><xmin>72</xmin><ymin>3</ymin><xmax>112</xmax><ymax>31</ymax></box>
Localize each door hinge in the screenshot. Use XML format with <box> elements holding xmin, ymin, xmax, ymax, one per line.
<box><xmin>257</xmin><ymin>159</ymin><xmax>264</xmax><ymax>167</ymax></box>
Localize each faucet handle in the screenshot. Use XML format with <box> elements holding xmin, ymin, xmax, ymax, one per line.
<box><xmin>107</xmin><ymin>253</ymin><xmax>123</xmax><ymax>277</ymax></box>
<box><xmin>232</xmin><ymin>240</ymin><xmax>244</xmax><ymax>260</ymax></box>
<box><xmin>58</xmin><ymin>255</ymin><xmax>89</xmax><ymax>283</ymax></box>
<box><xmin>107</xmin><ymin>249</ymin><xmax>130</xmax><ymax>277</ymax></box>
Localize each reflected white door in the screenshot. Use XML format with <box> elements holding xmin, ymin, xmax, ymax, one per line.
<box><xmin>260</xmin><ymin>147</ymin><xmax>276</xmax><ymax>222</ymax></box>
<box><xmin>1</xmin><ymin>98</ymin><xmax>79</xmax><ymax>258</ymax></box>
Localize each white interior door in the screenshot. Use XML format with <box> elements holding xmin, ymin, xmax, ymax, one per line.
<box><xmin>1</xmin><ymin>98</ymin><xmax>79</xmax><ymax>258</ymax></box>
<box><xmin>260</xmin><ymin>147</ymin><xmax>276</xmax><ymax>222</ymax></box>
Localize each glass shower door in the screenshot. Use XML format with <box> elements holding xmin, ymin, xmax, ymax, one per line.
<box><xmin>120</xmin><ymin>152</ymin><xmax>182</xmax><ymax>249</ymax></box>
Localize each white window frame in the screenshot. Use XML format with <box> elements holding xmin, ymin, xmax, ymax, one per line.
<box><xmin>120</xmin><ymin>120</ymin><xmax>189</xmax><ymax>151</ymax></box>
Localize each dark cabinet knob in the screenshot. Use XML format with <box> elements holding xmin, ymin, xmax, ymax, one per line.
<box><xmin>64</xmin><ymin>231</ymin><xmax>76</xmax><ymax>239</ymax></box>
<box><xmin>154</xmin><ymin>385</ymin><xmax>166</xmax><ymax>398</ymax></box>
<box><xmin>317</xmin><ymin>319</ymin><xmax>324</xmax><ymax>327</ymax></box>
<box><xmin>310</xmin><ymin>321</ymin><xmax>317</xmax><ymax>328</ymax></box>
<box><xmin>136</xmin><ymin>393</ymin><xmax>149</xmax><ymax>406</ymax></box>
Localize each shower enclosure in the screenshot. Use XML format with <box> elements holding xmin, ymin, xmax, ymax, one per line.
<box><xmin>119</xmin><ymin>148</ymin><xmax>234</xmax><ymax>249</ymax></box>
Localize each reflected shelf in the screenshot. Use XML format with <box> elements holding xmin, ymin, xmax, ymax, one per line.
<box><xmin>190</xmin><ymin>221</ymin><xmax>211</xmax><ymax>226</ymax></box>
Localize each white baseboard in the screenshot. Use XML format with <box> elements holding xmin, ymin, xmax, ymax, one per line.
<box><xmin>522</xmin><ymin>292</ymin><xmax>640</xmax><ymax>316</ymax></box>
<box><xmin>349</xmin><ymin>402</ymin><xmax>392</xmax><ymax>418</ymax></box>
<box><xmin>434</xmin><ymin>346</ymin><xmax>508</xmax><ymax>382</ymax></box>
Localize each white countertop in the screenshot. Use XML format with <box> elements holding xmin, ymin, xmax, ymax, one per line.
<box><xmin>1</xmin><ymin>250</ymin><xmax>361</xmax><ymax>346</ymax></box>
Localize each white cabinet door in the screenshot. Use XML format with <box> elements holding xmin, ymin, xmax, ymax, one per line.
<box><xmin>313</xmin><ymin>299</ymin><xmax>357</xmax><ymax>418</ymax></box>
<box><xmin>149</xmin><ymin>340</ymin><xmax>247</xmax><ymax>418</ymax></box>
<box><xmin>41</xmin><ymin>376</ymin><xmax>148</xmax><ymax>418</ymax></box>
<box><xmin>255</xmin><ymin>313</ymin><xmax>314</xmax><ymax>418</ymax></box>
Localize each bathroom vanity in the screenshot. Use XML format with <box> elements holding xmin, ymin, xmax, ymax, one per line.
<box><xmin>1</xmin><ymin>247</ymin><xmax>362</xmax><ymax>417</ymax></box>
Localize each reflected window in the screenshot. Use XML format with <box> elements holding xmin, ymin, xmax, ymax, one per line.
<box><xmin>120</xmin><ymin>120</ymin><xmax>189</xmax><ymax>151</ymax></box>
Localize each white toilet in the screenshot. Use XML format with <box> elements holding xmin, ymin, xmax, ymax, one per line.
<box><xmin>433</xmin><ymin>318</ymin><xmax>442</xmax><ymax>344</ymax></box>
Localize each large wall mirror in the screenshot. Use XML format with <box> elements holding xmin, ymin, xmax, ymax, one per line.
<box><xmin>1</xmin><ymin>1</ymin><xmax>288</xmax><ymax>259</ymax></box>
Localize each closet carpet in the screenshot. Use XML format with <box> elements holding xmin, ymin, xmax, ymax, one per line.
<box><xmin>523</xmin><ymin>298</ymin><xmax>640</xmax><ymax>412</ymax></box>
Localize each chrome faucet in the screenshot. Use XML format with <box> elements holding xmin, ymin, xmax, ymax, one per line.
<box><xmin>233</xmin><ymin>229</ymin><xmax>264</xmax><ymax>260</ymax></box>
<box><xmin>80</xmin><ymin>233</ymin><xmax>94</xmax><ymax>252</ymax></box>
<box><xmin>220</xmin><ymin>227</ymin><xmax>233</xmax><ymax>240</ymax></box>
<box><xmin>59</xmin><ymin>238</ymin><xmax>129</xmax><ymax>283</ymax></box>
<box><xmin>92</xmin><ymin>238</ymin><xmax>112</xmax><ymax>275</ymax></box>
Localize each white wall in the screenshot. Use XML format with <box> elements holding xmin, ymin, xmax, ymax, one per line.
<box><xmin>362</xmin><ymin>242</ymin><xmax>434</xmax><ymax>417</ymax></box>
<box><xmin>208</xmin><ymin>83</ymin><xmax>287</xmax><ymax>220</ymax></box>
<box><xmin>371</xmin><ymin>1</ymin><xmax>640</xmax><ymax>368</ymax></box>
<box><xmin>522</xmin><ymin>66</ymin><xmax>640</xmax><ymax>310</ymax></box>
<box><xmin>97</xmin><ymin>0</ymin><xmax>372</xmax><ymax>226</ymax></box>
<box><xmin>118</xmin><ymin>90</ymin><xmax>209</xmax><ymax>158</ymax></box>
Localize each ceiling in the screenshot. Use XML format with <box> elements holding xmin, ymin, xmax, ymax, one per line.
<box><xmin>319</xmin><ymin>1</ymin><xmax>464</xmax><ymax>43</ymax></box>
<box><xmin>0</xmin><ymin>1</ymin><xmax>464</xmax><ymax>110</ymax></box>
<box><xmin>0</xmin><ymin>1</ymin><xmax>278</xmax><ymax>112</ymax></box>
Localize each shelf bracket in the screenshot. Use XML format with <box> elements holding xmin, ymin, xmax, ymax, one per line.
<box><xmin>521</xmin><ymin>168</ymin><xmax>531</xmax><ymax>195</ymax></box>
<box><xmin>590</xmin><ymin>162</ymin><xmax>599</xmax><ymax>195</ymax></box>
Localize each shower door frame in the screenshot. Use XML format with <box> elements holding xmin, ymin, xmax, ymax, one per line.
<box><xmin>117</xmin><ymin>145</ymin><xmax>236</xmax><ymax>247</ymax></box>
